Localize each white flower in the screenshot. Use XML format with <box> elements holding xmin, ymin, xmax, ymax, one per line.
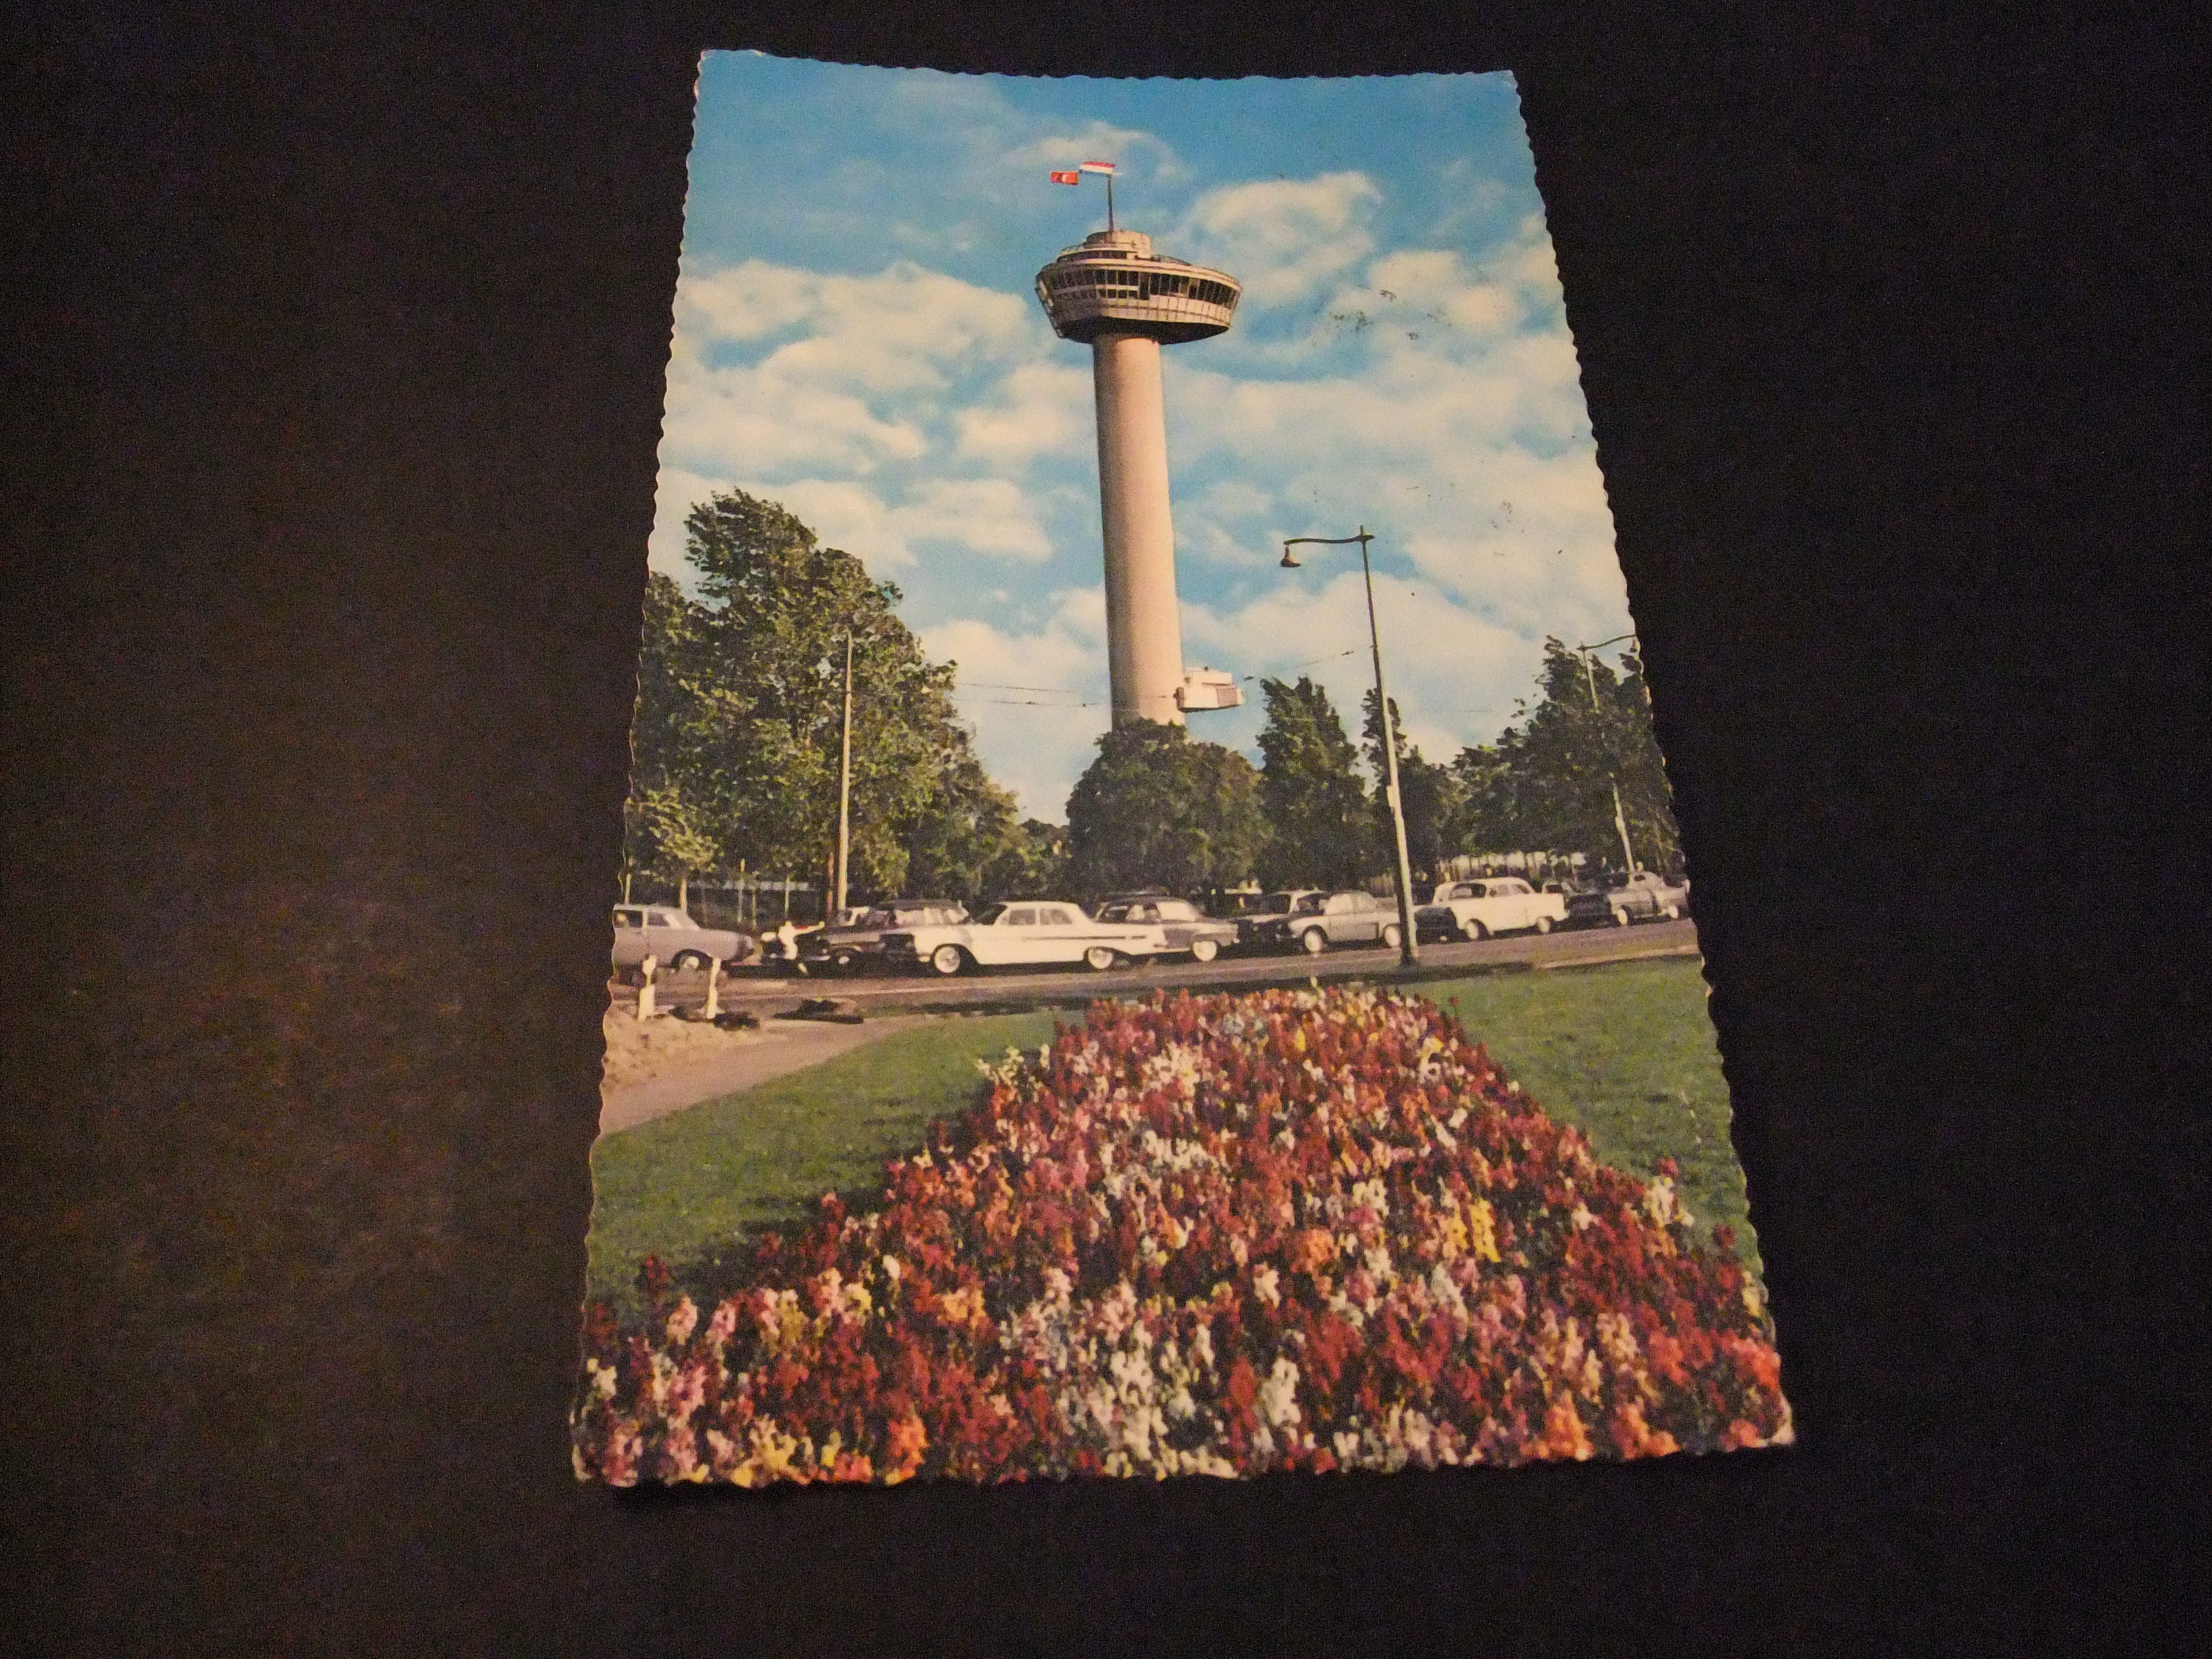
<box><xmin>1252</xmin><ymin>1264</ymin><xmax>1281</xmax><ymax>1308</ymax></box>
<box><xmin>664</xmin><ymin>1296</ymin><xmax>699</xmax><ymax>1345</ymax></box>
<box><xmin>1258</xmin><ymin>1357</ymin><xmax>1302</xmax><ymax>1431</ymax></box>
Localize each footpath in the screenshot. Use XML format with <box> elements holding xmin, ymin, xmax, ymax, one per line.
<box><xmin>597</xmin><ymin>997</ymin><xmax>919</xmax><ymax>1135</ymax></box>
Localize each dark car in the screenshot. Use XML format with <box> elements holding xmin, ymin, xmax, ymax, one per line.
<box><xmin>1232</xmin><ymin>890</ymin><xmax>1324</xmax><ymax>952</ymax></box>
<box><xmin>1095</xmin><ymin>894</ymin><xmax>1239</xmax><ymax>963</ymax></box>
<box><xmin>797</xmin><ymin>899</ymin><xmax>970</xmax><ymax>973</ymax></box>
<box><xmin>1562</xmin><ymin>871</ymin><xmax>1691</xmax><ymax>928</ymax></box>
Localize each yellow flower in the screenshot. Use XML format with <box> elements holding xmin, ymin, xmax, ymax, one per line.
<box><xmin>1467</xmin><ymin>1198</ymin><xmax>1501</xmax><ymax>1263</ymax></box>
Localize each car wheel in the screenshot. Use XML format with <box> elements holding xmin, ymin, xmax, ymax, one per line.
<box><xmin>928</xmin><ymin>944</ymin><xmax>966</xmax><ymax>977</ymax></box>
<box><xmin>1300</xmin><ymin>928</ymin><xmax>1329</xmax><ymax>956</ymax></box>
<box><xmin>1190</xmin><ymin>936</ymin><xmax>1219</xmax><ymax>963</ymax></box>
<box><xmin>1533</xmin><ymin>915</ymin><xmax>1553</xmax><ymax>934</ymax></box>
<box><xmin>1467</xmin><ymin>920</ymin><xmax>1489</xmax><ymax>942</ymax></box>
<box><xmin>1661</xmin><ymin>904</ymin><xmax>1681</xmax><ymax>921</ymax></box>
<box><xmin>1381</xmin><ymin>923</ymin><xmax>1403</xmax><ymax>950</ymax></box>
<box><xmin>672</xmin><ymin>950</ymin><xmax>708</xmax><ymax>971</ymax></box>
<box><xmin>831</xmin><ymin>948</ymin><xmax>859</xmax><ymax>972</ymax></box>
<box><xmin>1084</xmin><ymin>945</ymin><xmax>1119</xmax><ymax>972</ymax></box>
<box><xmin>1613</xmin><ymin>908</ymin><xmax>1632</xmax><ymax>927</ymax></box>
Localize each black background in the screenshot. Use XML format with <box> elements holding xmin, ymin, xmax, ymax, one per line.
<box><xmin>7</xmin><ymin>2</ymin><xmax>2207</xmax><ymax>1652</ymax></box>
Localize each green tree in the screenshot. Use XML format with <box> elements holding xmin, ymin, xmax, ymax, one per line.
<box><xmin>620</xmin><ymin>572</ymin><xmax>723</xmax><ymax>898</ymax></box>
<box><xmin>620</xmin><ymin>489</ymin><xmax>1013</xmax><ymax>902</ymax></box>
<box><xmin>1254</xmin><ymin>676</ymin><xmax>1371</xmax><ymax>888</ymax></box>
<box><xmin>1064</xmin><ymin>721</ymin><xmax>1267</xmax><ymax>901</ymax></box>
<box><xmin>1603</xmin><ymin>649</ymin><xmax>1683</xmax><ymax>875</ymax></box>
<box><xmin>980</xmin><ymin>818</ymin><xmax>1070</xmax><ymax>900</ymax></box>
<box><xmin>899</xmin><ymin>753</ymin><xmax>1026</xmax><ymax>906</ymax></box>
<box><xmin>1359</xmin><ymin>688</ymin><xmax>1463</xmax><ymax>885</ymax></box>
<box><xmin>1449</xmin><ymin>639</ymin><xmax>1681</xmax><ymax>875</ymax></box>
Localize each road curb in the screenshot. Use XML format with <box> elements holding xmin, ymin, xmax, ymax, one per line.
<box><xmin>1531</xmin><ymin>943</ymin><xmax>1703</xmax><ymax>972</ymax></box>
<box><xmin>738</xmin><ymin>942</ymin><xmax>1704</xmax><ymax>1021</ymax></box>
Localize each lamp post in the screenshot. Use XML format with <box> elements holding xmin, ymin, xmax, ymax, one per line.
<box><xmin>834</xmin><ymin>629</ymin><xmax>854</xmax><ymax>916</ymax></box>
<box><xmin>1281</xmin><ymin>527</ymin><xmax>1419</xmax><ymax>969</ymax></box>
<box><xmin>1574</xmin><ymin>632</ymin><xmax>1641</xmax><ymax>877</ymax></box>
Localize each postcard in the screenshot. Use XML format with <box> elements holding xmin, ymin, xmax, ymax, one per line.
<box><xmin>573</xmin><ymin>54</ymin><xmax>1789</xmax><ymax>1486</ymax></box>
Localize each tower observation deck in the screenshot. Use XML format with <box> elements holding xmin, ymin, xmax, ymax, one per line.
<box><xmin>1036</xmin><ymin>230</ymin><xmax>1243</xmax><ymax>726</ymax></box>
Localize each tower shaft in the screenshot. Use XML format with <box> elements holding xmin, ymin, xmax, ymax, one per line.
<box><xmin>1035</xmin><ymin>225</ymin><xmax>1242</xmax><ymax>727</ymax></box>
<box><xmin>1091</xmin><ymin>331</ymin><xmax>1185</xmax><ymax>726</ymax></box>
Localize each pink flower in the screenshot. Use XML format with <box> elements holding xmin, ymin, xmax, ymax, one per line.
<box><xmin>572</xmin><ymin>985</ymin><xmax>1788</xmax><ymax>1487</ymax></box>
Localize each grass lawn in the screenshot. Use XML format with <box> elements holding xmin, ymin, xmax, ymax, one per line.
<box><xmin>587</xmin><ymin>1010</ymin><xmax>1058</xmax><ymax>1314</ymax></box>
<box><xmin>1416</xmin><ymin>958</ymin><xmax>1762</xmax><ymax>1284</ymax></box>
<box><xmin>586</xmin><ymin>958</ymin><xmax>1761</xmax><ymax>1317</ymax></box>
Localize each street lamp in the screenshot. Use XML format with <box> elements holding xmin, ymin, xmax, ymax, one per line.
<box><xmin>1574</xmin><ymin>632</ymin><xmax>1641</xmax><ymax>877</ymax></box>
<box><xmin>1281</xmin><ymin>527</ymin><xmax>1420</xmax><ymax>969</ymax></box>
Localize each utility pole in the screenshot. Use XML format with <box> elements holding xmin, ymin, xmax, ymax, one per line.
<box><xmin>834</xmin><ymin>629</ymin><xmax>854</xmax><ymax>916</ymax></box>
<box><xmin>1577</xmin><ymin>636</ymin><xmax>1640</xmax><ymax>876</ymax></box>
<box><xmin>1282</xmin><ymin>528</ymin><xmax>1420</xmax><ymax>969</ymax></box>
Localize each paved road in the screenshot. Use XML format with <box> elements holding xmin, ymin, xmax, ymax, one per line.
<box><xmin>648</xmin><ymin>918</ymin><xmax>1704</xmax><ymax>1019</ymax></box>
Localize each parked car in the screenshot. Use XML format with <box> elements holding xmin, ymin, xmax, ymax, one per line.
<box><xmin>797</xmin><ymin>899</ymin><xmax>970</xmax><ymax>974</ymax></box>
<box><xmin>1232</xmin><ymin>890</ymin><xmax>1324</xmax><ymax>952</ymax></box>
<box><xmin>611</xmin><ymin>904</ymin><xmax>752</xmax><ymax>973</ymax></box>
<box><xmin>880</xmin><ymin>900</ymin><xmax>1170</xmax><ymax>977</ymax></box>
<box><xmin>1095</xmin><ymin>894</ymin><xmax>1239</xmax><ymax>963</ymax></box>
<box><xmin>1562</xmin><ymin>871</ymin><xmax>1692</xmax><ymax>928</ymax></box>
<box><xmin>1241</xmin><ymin>889</ymin><xmax>1404</xmax><ymax>955</ymax></box>
<box><xmin>1414</xmin><ymin>876</ymin><xmax>1568</xmax><ymax>942</ymax></box>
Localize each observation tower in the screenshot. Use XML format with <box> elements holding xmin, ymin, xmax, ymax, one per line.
<box><xmin>1036</xmin><ymin>223</ymin><xmax>1244</xmax><ymax>726</ymax></box>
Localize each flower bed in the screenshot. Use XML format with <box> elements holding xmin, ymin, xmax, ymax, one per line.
<box><xmin>573</xmin><ymin>984</ymin><xmax>1789</xmax><ymax>1486</ymax></box>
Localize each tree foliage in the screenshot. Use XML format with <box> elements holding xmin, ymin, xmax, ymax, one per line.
<box><xmin>1065</xmin><ymin>721</ymin><xmax>1267</xmax><ymax>901</ymax></box>
<box><xmin>980</xmin><ymin>818</ymin><xmax>1071</xmax><ymax>900</ymax></box>
<box><xmin>621</xmin><ymin>489</ymin><xmax>1028</xmax><ymax>904</ymax></box>
<box><xmin>1254</xmin><ymin>676</ymin><xmax>1371</xmax><ymax>889</ymax></box>
<box><xmin>1451</xmin><ymin>639</ymin><xmax>1682</xmax><ymax>875</ymax></box>
<box><xmin>1360</xmin><ymin>688</ymin><xmax>1463</xmax><ymax>885</ymax></box>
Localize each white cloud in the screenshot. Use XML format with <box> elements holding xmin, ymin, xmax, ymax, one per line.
<box><xmin>645</xmin><ymin>175</ymin><xmax>1636</xmax><ymax>816</ymax></box>
<box><xmin>896</xmin><ymin>478</ymin><xmax>1057</xmax><ymax>562</ymax></box>
<box><xmin>1180</xmin><ymin>570</ymin><xmax>1568</xmax><ymax>765</ymax></box>
<box><xmin>707</xmin><ymin>475</ymin><xmax>1059</xmax><ymax>573</ymax></box>
<box><xmin>648</xmin><ymin>465</ymin><xmax>735</xmax><ymax>578</ymax></box>
<box><xmin>659</xmin><ymin>260</ymin><xmax>1042</xmax><ymax>480</ymax></box>
<box><xmin>1428</xmin><ymin>159</ymin><xmax>1515</xmax><ymax>241</ymax></box>
<box><xmin>923</xmin><ymin>589</ymin><xmax>1111</xmax><ymax>818</ymax></box>
<box><xmin>954</xmin><ymin>360</ymin><xmax>1093</xmax><ymax>466</ymax></box>
<box><xmin>1007</xmin><ymin>122</ymin><xmax>1181</xmax><ymax>184</ymax></box>
<box><xmin>1177</xmin><ymin>173</ymin><xmax>1383</xmax><ymax>309</ymax></box>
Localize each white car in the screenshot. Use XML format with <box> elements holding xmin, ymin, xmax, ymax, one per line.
<box><xmin>611</xmin><ymin>904</ymin><xmax>750</xmax><ymax>972</ymax></box>
<box><xmin>1413</xmin><ymin>877</ymin><xmax>1568</xmax><ymax>942</ymax></box>
<box><xmin>880</xmin><ymin>900</ymin><xmax>1169</xmax><ymax>977</ymax></box>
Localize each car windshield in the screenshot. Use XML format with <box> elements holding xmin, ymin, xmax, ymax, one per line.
<box><xmin>1098</xmin><ymin>904</ymin><xmax>1131</xmax><ymax>921</ymax></box>
<box><xmin>1251</xmin><ymin>894</ymin><xmax>1296</xmax><ymax>915</ymax></box>
<box><xmin>972</xmin><ymin>902</ymin><xmax>1008</xmax><ymax>924</ymax></box>
<box><xmin>1292</xmin><ymin>894</ymin><xmax>1326</xmax><ymax>915</ymax></box>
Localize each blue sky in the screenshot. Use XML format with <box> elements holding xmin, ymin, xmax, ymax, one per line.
<box><xmin>649</xmin><ymin>54</ymin><xmax>1637</xmax><ymax>817</ymax></box>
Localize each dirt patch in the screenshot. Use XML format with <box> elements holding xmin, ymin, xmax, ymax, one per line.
<box><xmin>600</xmin><ymin>988</ymin><xmax>763</xmax><ymax>1092</ymax></box>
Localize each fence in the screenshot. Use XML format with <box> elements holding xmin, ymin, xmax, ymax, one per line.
<box><xmin>619</xmin><ymin>877</ymin><xmax>823</xmax><ymax>930</ymax></box>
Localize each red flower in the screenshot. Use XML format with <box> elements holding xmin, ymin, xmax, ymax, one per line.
<box><xmin>573</xmin><ymin>985</ymin><xmax>1788</xmax><ymax>1486</ymax></box>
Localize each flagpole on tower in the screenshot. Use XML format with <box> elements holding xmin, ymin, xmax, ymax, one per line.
<box><xmin>1106</xmin><ymin>170</ymin><xmax>1114</xmax><ymax>231</ymax></box>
